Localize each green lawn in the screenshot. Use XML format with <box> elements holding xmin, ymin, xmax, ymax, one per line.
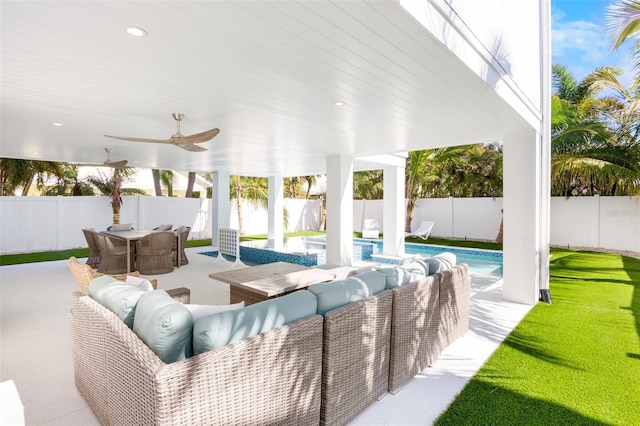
<box><xmin>434</xmin><ymin>249</ymin><xmax>640</xmax><ymax>426</ymax></box>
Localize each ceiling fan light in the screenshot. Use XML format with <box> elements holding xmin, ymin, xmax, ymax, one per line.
<box><xmin>126</xmin><ymin>26</ymin><xmax>147</xmax><ymax>37</ymax></box>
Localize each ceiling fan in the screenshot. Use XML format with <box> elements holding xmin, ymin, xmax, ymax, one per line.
<box><xmin>104</xmin><ymin>113</ymin><xmax>219</xmax><ymax>152</ymax></box>
<box><xmin>73</xmin><ymin>148</ymin><xmax>128</xmax><ymax>168</ymax></box>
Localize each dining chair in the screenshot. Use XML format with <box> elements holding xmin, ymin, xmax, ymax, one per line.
<box><xmin>94</xmin><ymin>233</ymin><xmax>131</xmax><ymax>274</ymax></box>
<box><xmin>172</xmin><ymin>226</ymin><xmax>191</xmax><ymax>267</ymax></box>
<box><xmin>82</xmin><ymin>228</ymin><xmax>101</xmax><ymax>268</ymax></box>
<box><xmin>136</xmin><ymin>231</ymin><xmax>175</xmax><ymax>274</ymax></box>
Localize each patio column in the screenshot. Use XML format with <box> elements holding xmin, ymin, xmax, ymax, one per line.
<box><xmin>382</xmin><ymin>164</ymin><xmax>405</xmax><ymax>256</ymax></box>
<box><xmin>502</xmin><ymin>127</ymin><xmax>549</xmax><ymax>305</ymax></box>
<box><xmin>268</xmin><ymin>175</ymin><xmax>284</xmax><ymax>250</ymax></box>
<box><xmin>211</xmin><ymin>171</ymin><xmax>230</xmax><ymax>248</ymax></box>
<box><xmin>326</xmin><ymin>155</ymin><xmax>353</xmax><ymax>266</ymax></box>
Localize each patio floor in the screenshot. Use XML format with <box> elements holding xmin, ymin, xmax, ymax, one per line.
<box><xmin>0</xmin><ymin>246</ymin><xmax>532</xmax><ymax>425</ymax></box>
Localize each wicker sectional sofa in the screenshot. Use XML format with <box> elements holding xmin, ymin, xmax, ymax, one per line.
<box><xmin>70</xmin><ymin>255</ymin><xmax>470</xmax><ymax>426</ymax></box>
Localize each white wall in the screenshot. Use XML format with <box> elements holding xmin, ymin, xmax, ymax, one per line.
<box><xmin>1</xmin><ymin>196</ymin><xmax>638</xmax><ymax>254</ymax></box>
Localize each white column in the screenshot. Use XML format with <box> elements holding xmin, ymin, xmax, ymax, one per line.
<box><xmin>211</xmin><ymin>171</ymin><xmax>230</xmax><ymax>248</ymax></box>
<box><xmin>268</xmin><ymin>175</ymin><xmax>284</xmax><ymax>250</ymax></box>
<box><xmin>538</xmin><ymin>0</ymin><xmax>552</xmax><ymax>296</ymax></box>
<box><xmin>503</xmin><ymin>127</ymin><xmax>547</xmax><ymax>305</ymax></box>
<box><xmin>382</xmin><ymin>165</ymin><xmax>405</xmax><ymax>256</ymax></box>
<box><xmin>326</xmin><ymin>155</ymin><xmax>353</xmax><ymax>266</ymax></box>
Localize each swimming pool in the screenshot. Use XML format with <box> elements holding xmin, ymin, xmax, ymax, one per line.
<box><xmin>202</xmin><ymin>236</ymin><xmax>502</xmax><ymax>276</ymax></box>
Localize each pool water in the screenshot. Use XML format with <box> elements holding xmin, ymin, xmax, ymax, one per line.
<box><xmin>202</xmin><ymin>236</ymin><xmax>503</xmax><ymax>276</ymax></box>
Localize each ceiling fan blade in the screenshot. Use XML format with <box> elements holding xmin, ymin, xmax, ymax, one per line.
<box><xmin>178</xmin><ymin>143</ymin><xmax>208</xmax><ymax>152</ymax></box>
<box><xmin>107</xmin><ymin>160</ymin><xmax>128</xmax><ymax>168</ymax></box>
<box><xmin>180</xmin><ymin>128</ymin><xmax>220</xmax><ymax>145</ymax></box>
<box><xmin>104</xmin><ymin>134</ymin><xmax>174</xmax><ymax>144</ymax></box>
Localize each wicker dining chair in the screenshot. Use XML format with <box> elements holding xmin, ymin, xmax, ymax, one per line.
<box><xmin>68</xmin><ymin>256</ymin><xmax>158</xmax><ymax>295</ymax></box>
<box><xmin>82</xmin><ymin>228</ymin><xmax>101</xmax><ymax>269</ymax></box>
<box><xmin>136</xmin><ymin>231</ymin><xmax>175</xmax><ymax>274</ymax></box>
<box><xmin>172</xmin><ymin>225</ymin><xmax>191</xmax><ymax>267</ymax></box>
<box><xmin>94</xmin><ymin>232</ymin><xmax>131</xmax><ymax>274</ymax></box>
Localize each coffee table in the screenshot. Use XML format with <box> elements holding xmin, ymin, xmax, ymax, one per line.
<box><xmin>209</xmin><ymin>262</ymin><xmax>336</xmax><ymax>305</ymax></box>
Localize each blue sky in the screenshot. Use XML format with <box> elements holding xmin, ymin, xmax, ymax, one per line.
<box><xmin>552</xmin><ymin>0</ymin><xmax>636</xmax><ymax>87</ymax></box>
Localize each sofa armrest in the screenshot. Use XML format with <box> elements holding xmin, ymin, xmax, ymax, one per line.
<box><xmin>166</xmin><ymin>287</ymin><xmax>190</xmax><ymax>304</ymax></box>
<box><xmin>320</xmin><ymin>290</ymin><xmax>393</xmax><ymax>425</ymax></box>
<box><xmin>388</xmin><ymin>275</ymin><xmax>439</xmax><ymax>393</ymax></box>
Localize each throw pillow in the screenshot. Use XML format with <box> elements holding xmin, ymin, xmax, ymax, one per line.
<box><xmin>125</xmin><ymin>275</ymin><xmax>154</xmax><ymax>291</ymax></box>
<box><xmin>133</xmin><ymin>290</ymin><xmax>193</xmax><ymax>363</ymax></box>
<box><xmin>425</xmin><ymin>252</ymin><xmax>457</xmax><ymax>275</ymax></box>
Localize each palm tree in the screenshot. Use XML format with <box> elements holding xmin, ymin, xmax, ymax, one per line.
<box><xmin>0</xmin><ymin>158</ymin><xmax>65</xmax><ymax>196</ymax></box>
<box><xmin>353</xmin><ymin>170</ymin><xmax>383</xmax><ymax>200</ymax></box>
<box><xmin>185</xmin><ymin>172</ymin><xmax>196</xmax><ymax>198</ymax></box>
<box><xmin>151</xmin><ymin>169</ymin><xmax>163</xmax><ymax>196</ymax></box>
<box><xmin>160</xmin><ymin>170</ymin><xmax>174</xmax><ymax>197</ymax></box>
<box><xmin>551</xmin><ymin>65</ymin><xmax>640</xmax><ymax>196</ymax></box>
<box><xmin>607</xmin><ymin>0</ymin><xmax>640</xmax><ymax>84</ymax></box>
<box><xmin>87</xmin><ymin>168</ymin><xmax>141</xmax><ymax>223</ymax></box>
<box><xmin>39</xmin><ymin>164</ymin><xmax>95</xmax><ymax>196</ymax></box>
<box><xmin>405</xmin><ymin>150</ymin><xmax>432</xmax><ymax>232</ymax></box>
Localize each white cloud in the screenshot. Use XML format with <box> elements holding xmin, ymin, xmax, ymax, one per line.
<box><xmin>551</xmin><ymin>6</ymin><xmax>635</xmax><ymax>86</ymax></box>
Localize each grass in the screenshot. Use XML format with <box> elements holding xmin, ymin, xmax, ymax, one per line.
<box><xmin>434</xmin><ymin>248</ymin><xmax>640</xmax><ymax>426</ymax></box>
<box><xmin>0</xmin><ymin>232</ymin><xmax>501</xmax><ymax>266</ymax></box>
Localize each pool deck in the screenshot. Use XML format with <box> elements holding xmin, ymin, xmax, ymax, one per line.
<box><xmin>0</xmin><ymin>246</ymin><xmax>531</xmax><ymax>425</ymax></box>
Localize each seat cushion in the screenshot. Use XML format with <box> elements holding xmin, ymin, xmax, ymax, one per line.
<box><xmin>425</xmin><ymin>252</ymin><xmax>457</xmax><ymax>275</ymax></box>
<box><xmin>308</xmin><ymin>278</ymin><xmax>370</xmax><ymax>315</ymax></box>
<box><xmin>192</xmin><ymin>290</ymin><xmax>317</xmax><ymax>355</ymax></box>
<box><xmin>88</xmin><ymin>276</ymin><xmax>146</xmax><ymax>328</ymax></box>
<box><xmin>133</xmin><ymin>290</ymin><xmax>193</xmax><ymax>363</ymax></box>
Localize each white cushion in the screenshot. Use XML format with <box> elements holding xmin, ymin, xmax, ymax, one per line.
<box><xmin>125</xmin><ymin>275</ymin><xmax>154</xmax><ymax>291</ymax></box>
<box><xmin>183</xmin><ymin>301</ymin><xmax>245</xmax><ymax>320</ymax></box>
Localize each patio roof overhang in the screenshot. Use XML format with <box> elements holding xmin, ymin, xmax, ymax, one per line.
<box><xmin>1</xmin><ymin>0</ymin><xmax>530</xmax><ymax>177</ymax></box>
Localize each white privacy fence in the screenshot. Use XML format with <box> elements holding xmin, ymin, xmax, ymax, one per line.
<box><xmin>1</xmin><ymin>196</ymin><xmax>638</xmax><ymax>254</ymax></box>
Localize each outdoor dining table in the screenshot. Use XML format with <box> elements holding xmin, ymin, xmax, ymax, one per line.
<box><xmin>101</xmin><ymin>229</ymin><xmax>159</xmax><ymax>273</ymax></box>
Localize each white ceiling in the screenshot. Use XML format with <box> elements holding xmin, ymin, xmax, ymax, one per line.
<box><xmin>1</xmin><ymin>1</ymin><xmax>519</xmax><ymax>177</ymax></box>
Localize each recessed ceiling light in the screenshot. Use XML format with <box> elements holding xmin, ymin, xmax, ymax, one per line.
<box><xmin>52</xmin><ymin>122</ymin><xmax>63</xmax><ymax>126</ymax></box>
<box><xmin>126</xmin><ymin>26</ymin><xmax>147</xmax><ymax>37</ymax></box>
<box><xmin>32</xmin><ymin>151</ymin><xmax>40</xmax><ymax>154</ymax></box>
<box><xmin>333</xmin><ymin>101</ymin><xmax>345</xmax><ymax>107</ymax></box>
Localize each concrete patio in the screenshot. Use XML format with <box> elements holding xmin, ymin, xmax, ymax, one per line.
<box><xmin>0</xmin><ymin>246</ymin><xmax>531</xmax><ymax>425</ymax></box>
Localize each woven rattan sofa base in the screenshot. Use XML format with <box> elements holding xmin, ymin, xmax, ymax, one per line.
<box><xmin>388</xmin><ymin>275</ymin><xmax>440</xmax><ymax>393</ymax></box>
<box><xmin>319</xmin><ymin>289</ymin><xmax>393</xmax><ymax>426</ymax></box>
<box><xmin>388</xmin><ymin>264</ymin><xmax>470</xmax><ymax>394</ymax></box>
<box><xmin>70</xmin><ymin>291</ymin><xmax>323</xmax><ymax>426</ymax></box>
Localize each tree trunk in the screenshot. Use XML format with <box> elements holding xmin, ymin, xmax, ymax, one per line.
<box><xmin>496</xmin><ymin>209</ymin><xmax>504</xmax><ymax>243</ymax></box>
<box><xmin>21</xmin><ymin>173</ymin><xmax>35</xmax><ymax>196</ymax></box>
<box><xmin>185</xmin><ymin>172</ymin><xmax>196</xmax><ymax>198</ymax></box>
<box><xmin>235</xmin><ymin>182</ymin><xmax>244</xmax><ymax>235</ymax></box>
<box><xmin>405</xmin><ymin>197</ymin><xmax>415</xmax><ymax>232</ymax></box>
<box><xmin>152</xmin><ymin>169</ymin><xmax>163</xmax><ymax>196</ymax></box>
